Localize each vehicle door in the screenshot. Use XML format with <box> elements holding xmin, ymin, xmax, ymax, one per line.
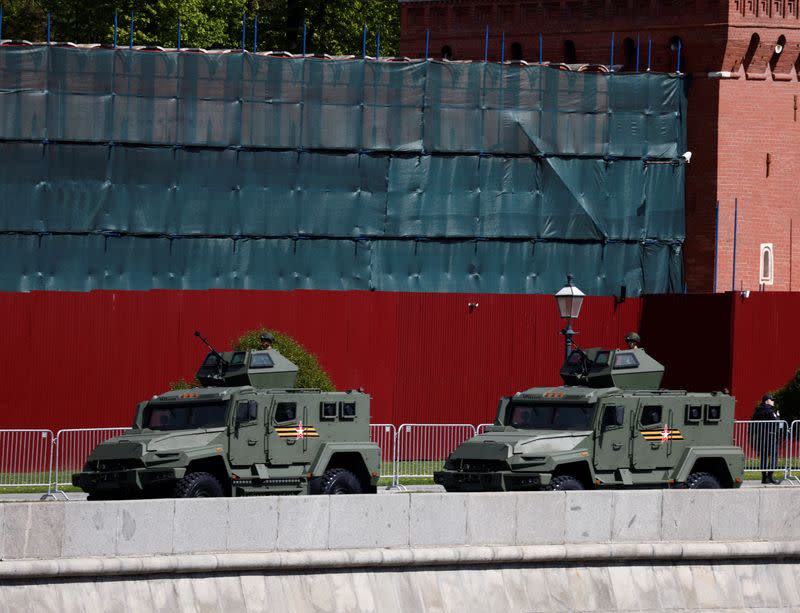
<box><xmin>593</xmin><ymin>402</ymin><xmax>632</xmax><ymax>474</ymax></box>
<box><xmin>632</xmin><ymin>401</ymin><xmax>686</xmax><ymax>470</ymax></box>
<box><xmin>267</xmin><ymin>395</ymin><xmax>323</xmax><ymax>466</ymax></box>
<box><xmin>228</xmin><ymin>398</ymin><xmax>264</xmax><ymax>467</ymax></box>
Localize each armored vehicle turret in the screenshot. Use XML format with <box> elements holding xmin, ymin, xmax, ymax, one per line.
<box><xmin>195</xmin><ymin>348</ymin><xmax>299</xmax><ymax>389</ymax></box>
<box><xmin>560</xmin><ymin>347</ymin><xmax>664</xmax><ymax>389</ymax></box>
<box><xmin>73</xmin><ymin>332</ymin><xmax>380</xmax><ymax>499</ymax></box>
<box><xmin>194</xmin><ymin>329</ymin><xmax>299</xmax><ymax>389</ymax></box>
<box><xmin>434</xmin><ymin>347</ymin><xmax>744</xmax><ymax>492</ymax></box>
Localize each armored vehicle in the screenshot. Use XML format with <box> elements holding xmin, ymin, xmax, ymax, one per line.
<box><xmin>73</xmin><ymin>333</ymin><xmax>380</xmax><ymax>498</ymax></box>
<box><xmin>434</xmin><ymin>347</ymin><xmax>744</xmax><ymax>491</ymax></box>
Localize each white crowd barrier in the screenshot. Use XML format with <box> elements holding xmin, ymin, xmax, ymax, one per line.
<box><xmin>6</xmin><ymin>420</ymin><xmax>798</xmax><ymax>494</ymax></box>
<box><xmin>787</xmin><ymin>420</ymin><xmax>800</xmax><ymax>485</ymax></box>
<box><xmin>733</xmin><ymin>420</ymin><xmax>791</xmax><ymax>480</ymax></box>
<box><xmin>369</xmin><ymin>423</ymin><xmax>397</xmax><ymax>486</ymax></box>
<box><xmin>0</xmin><ymin>429</ymin><xmax>54</xmax><ymax>489</ymax></box>
<box><xmin>50</xmin><ymin>427</ymin><xmax>132</xmax><ymax>498</ymax></box>
<box><xmin>395</xmin><ymin>424</ymin><xmax>477</xmax><ymax>481</ymax></box>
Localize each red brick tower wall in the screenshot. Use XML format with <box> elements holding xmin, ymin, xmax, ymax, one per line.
<box><xmin>399</xmin><ymin>0</ymin><xmax>800</xmax><ymax>293</ymax></box>
<box><xmin>713</xmin><ymin>4</ymin><xmax>800</xmax><ymax>292</ymax></box>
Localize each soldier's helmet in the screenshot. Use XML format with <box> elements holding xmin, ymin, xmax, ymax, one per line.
<box><xmin>625</xmin><ymin>332</ymin><xmax>641</xmax><ymax>344</ymax></box>
<box><xmin>260</xmin><ymin>332</ymin><xmax>275</xmax><ymax>344</ymax></box>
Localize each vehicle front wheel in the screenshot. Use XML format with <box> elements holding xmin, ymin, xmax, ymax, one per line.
<box><xmin>174</xmin><ymin>471</ymin><xmax>225</xmax><ymax>498</ymax></box>
<box><xmin>317</xmin><ymin>468</ymin><xmax>362</xmax><ymax>495</ymax></box>
<box><xmin>685</xmin><ymin>472</ymin><xmax>721</xmax><ymax>489</ymax></box>
<box><xmin>547</xmin><ymin>475</ymin><xmax>584</xmax><ymax>491</ymax></box>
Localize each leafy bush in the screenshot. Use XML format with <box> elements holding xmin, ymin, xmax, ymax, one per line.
<box><xmin>169</xmin><ymin>328</ymin><xmax>335</xmax><ymax>391</ymax></box>
<box><xmin>772</xmin><ymin>370</ymin><xmax>800</xmax><ymax>423</ymax></box>
<box><xmin>169</xmin><ymin>377</ymin><xmax>200</xmax><ymax>391</ymax></box>
<box><xmin>233</xmin><ymin>328</ymin><xmax>335</xmax><ymax>391</ymax></box>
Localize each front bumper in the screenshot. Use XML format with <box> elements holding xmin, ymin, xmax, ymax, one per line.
<box><xmin>72</xmin><ymin>466</ymin><xmax>186</xmax><ymax>495</ymax></box>
<box><xmin>434</xmin><ymin>470</ymin><xmax>550</xmax><ymax>492</ymax></box>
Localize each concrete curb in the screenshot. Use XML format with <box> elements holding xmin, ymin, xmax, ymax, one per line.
<box><xmin>3</xmin><ymin>540</ymin><xmax>800</xmax><ymax>580</ymax></box>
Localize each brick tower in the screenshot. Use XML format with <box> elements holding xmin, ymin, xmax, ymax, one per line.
<box><xmin>400</xmin><ymin>1</ymin><xmax>800</xmax><ymax>293</ymax></box>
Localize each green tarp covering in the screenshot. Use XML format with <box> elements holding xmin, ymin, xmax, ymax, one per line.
<box><xmin>0</xmin><ymin>47</ymin><xmax>687</xmax><ymax>295</ymax></box>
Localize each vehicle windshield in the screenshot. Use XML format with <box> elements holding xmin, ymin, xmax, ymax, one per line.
<box><xmin>507</xmin><ymin>402</ymin><xmax>595</xmax><ymax>430</ymax></box>
<box><xmin>144</xmin><ymin>401</ymin><xmax>229</xmax><ymax>430</ymax></box>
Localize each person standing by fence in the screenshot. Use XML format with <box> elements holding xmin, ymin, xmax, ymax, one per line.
<box><xmin>751</xmin><ymin>394</ymin><xmax>783</xmax><ymax>484</ymax></box>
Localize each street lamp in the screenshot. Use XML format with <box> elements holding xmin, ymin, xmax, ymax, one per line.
<box><xmin>555</xmin><ymin>274</ymin><xmax>585</xmax><ymax>358</ymax></box>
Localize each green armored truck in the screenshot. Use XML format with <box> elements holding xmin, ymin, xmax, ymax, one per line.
<box><xmin>73</xmin><ymin>333</ymin><xmax>380</xmax><ymax>498</ymax></box>
<box><xmin>434</xmin><ymin>347</ymin><xmax>745</xmax><ymax>491</ymax></box>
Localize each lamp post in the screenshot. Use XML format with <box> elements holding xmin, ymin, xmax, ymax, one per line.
<box><xmin>555</xmin><ymin>274</ymin><xmax>585</xmax><ymax>359</ymax></box>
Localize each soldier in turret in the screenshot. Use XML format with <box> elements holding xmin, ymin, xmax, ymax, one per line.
<box><xmin>625</xmin><ymin>332</ymin><xmax>641</xmax><ymax>349</ymax></box>
<box><xmin>260</xmin><ymin>332</ymin><xmax>275</xmax><ymax>350</ymax></box>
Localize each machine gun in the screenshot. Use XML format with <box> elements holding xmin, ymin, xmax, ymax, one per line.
<box><xmin>194</xmin><ymin>331</ymin><xmax>228</xmax><ymax>381</ymax></box>
<box><xmin>563</xmin><ymin>345</ymin><xmax>594</xmax><ymax>382</ymax></box>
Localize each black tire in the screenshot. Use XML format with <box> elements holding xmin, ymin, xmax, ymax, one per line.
<box><xmin>547</xmin><ymin>475</ymin><xmax>584</xmax><ymax>491</ymax></box>
<box><xmin>318</xmin><ymin>468</ymin><xmax>362</xmax><ymax>495</ymax></box>
<box><xmin>685</xmin><ymin>472</ymin><xmax>721</xmax><ymax>489</ymax></box>
<box><xmin>174</xmin><ymin>471</ymin><xmax>225</xmax><ymax>498</ymax></box>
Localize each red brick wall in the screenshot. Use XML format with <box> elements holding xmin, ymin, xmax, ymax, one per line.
<box><xmin>399</xmin><ymin>0</ymin><xmax>800</xmax><ymax>294</ymax></box>
<box><xmin>400</xmin><ymin>1</ymin><xmax>728</xmax><ymax>69</ymax></box>
<box><xmin>715</xmin><ymin>76</ymin><xmax>800</xmax><ymax>292</ymax></box>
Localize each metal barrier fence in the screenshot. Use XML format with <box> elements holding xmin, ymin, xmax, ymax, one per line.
<box><xmin>787</xmin><ymin>420</ymin><xmax>800</xmax><ymax>485</ymax></box>
<box><xmin>8</xmin><ymin>420</ymin><xmax>800</xmax><ymax>493</ymax></box>
<box><xmin>369</xmin><ymin>424</ymin><xmax>397</xmax><ymax>486</ymax></box>
<box><xmin>395</xmin><ymin>424</ymin><xmax>477</xmax><ymax>481</ymax></box>
<box><xmin>50</xmin><ymin>427</ymin><xmax>132</xmax><ymax>498</ymax></box>
<box><xmin>0</xmin><ymin>429</ymin><xmax>54</xmax><ymax>488</ymax></box>
<box><xmin>733</xmin><ymin>420</ymin><xmax>791</xmax><ymax>480</ymax></box>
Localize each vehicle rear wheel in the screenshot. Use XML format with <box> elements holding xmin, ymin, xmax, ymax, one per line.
<box><xmin>685</xmin><ymin>472</ymin><xmax>721</xmax><ymax>489</ymax></box>
<box><xmin>174</xmin><ymin>471</ymin><xmax>225</xmax><ymax>498</ymax></box>
<box><xmin>318</xmin><ymin>468</ymin><xmax>362</xmax><ymax>495</ymax></box>
<box><xmin>547</xmin><ymin>475</ymin><xmax>584</xmax><ymax>491</ymax></box>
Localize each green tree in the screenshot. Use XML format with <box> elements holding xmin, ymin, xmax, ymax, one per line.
<box><xmin>0</xmin><ymin>0</ymin><xmax>399</xmax><ymax>56</ymax></box>
<box><xmin>234</xmin><ymin>328</ymin><xmax>334</xmax><ymax>391</ymax></box>
<box><xmin>297</xmin><ymin>0</ymin><xmax>399</xmax><ymax>56</ymax></box>
<box><xmin>170</xmin><ymin>327</ymin><xmax>335</xmax><ymax>391</ymax></box>
<box><xmin>772</xmin><ymin>370</ymin><xmax>800</xmax><ymax>423</ymax></box>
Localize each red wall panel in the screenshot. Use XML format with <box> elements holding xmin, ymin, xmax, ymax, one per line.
<box><xmin>1</xmin><ymin>288</ymin><xmax>792</xmax><ymax>431</ymax></box>
<box><xmin>0</xmin><ymin>289</ymin><xmax>642</xmax><ymax>431</ymax></box>
<box><xmin>729</xmin><ymin>292</ymin><xmax>800</xmax><ymax>421</ymax></box>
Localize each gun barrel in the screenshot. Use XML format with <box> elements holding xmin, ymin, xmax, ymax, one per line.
<box><xmin>193</xmin><ymin>330</ymin><xmax>227</xmax><ymax>364</ymax></box>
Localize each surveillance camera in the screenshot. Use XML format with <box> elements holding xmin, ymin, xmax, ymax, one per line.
<box><xmin>741</xmin><ymin>290</ymin><xmax>750</xmax><ymax>299</ymax></box>
<box><xmin>682</xmin><ymin>151</ymin><xmax>692</xmax><ymax>164</ymax></box>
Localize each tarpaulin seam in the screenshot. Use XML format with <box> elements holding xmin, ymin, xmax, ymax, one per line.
<box><xmin>0</xmin><ymin>230</ymin><xmax>684</xmax><ymax>246</ymax></box>
<box><xmin>0</xmin><ymin>138</ymin><xmax>685</xmax><ymax>163</ymax></box>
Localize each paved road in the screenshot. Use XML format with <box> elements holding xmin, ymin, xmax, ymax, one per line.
<box><xmin>0</xmin><ymin>479</ymin><xmax>792</xmax><ymax>502</ymax></box>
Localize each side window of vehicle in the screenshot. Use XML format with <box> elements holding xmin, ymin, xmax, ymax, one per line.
<box><xmin>274</xmin><ymin>402</ymin><xmax>297</xmax><ymax>423</ymax></box>
<box><xmin>685</xmin><ymin>404</ymin><xmax>702</xmax><ymax>423</ymax></box>
<box><xmin>340</xmin><ymin>401</ymin><xmax>356</xmax><ymax>420</ymax></box>
<box><xmin>320</xmin><ymin>401</ymin><xmax>337</xmax><ymax>421</ymax></box>
<box><xmin>705</xmin><ymin>405</ymin><xmax>722</xmax><ymax>423</ymax></box>
<box><xmin>601</xmin><ymin>405</ymin><xmax>625</xmax><ymax>429</ymax></box>
<box><xmin>640</xmin><ymin>405</ymin><xmax>662</xmax><ymax>427</ymax></box>
<box><xmin>236</xmin><ymin>400</ymin><xmax>258</xmax><ymax>423</ymax></box>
